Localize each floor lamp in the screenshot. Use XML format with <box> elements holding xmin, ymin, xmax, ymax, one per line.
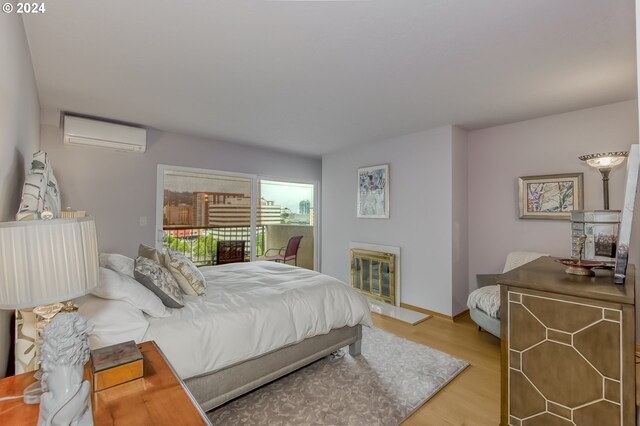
<box><xmin>579</xmin><ymin>151</ymin><xmax>628</xmax><ymax>210</ymax></box>
<box><xmin>0</xmin><ymin>217</ymin><xmax>99</xmax><ymax>426</ymax></box>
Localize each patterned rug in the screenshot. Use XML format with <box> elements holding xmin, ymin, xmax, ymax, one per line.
<box><xmin>207</xmin><ymin>326</ymin><xmax>469</xmax><ymax>425</ymax></box>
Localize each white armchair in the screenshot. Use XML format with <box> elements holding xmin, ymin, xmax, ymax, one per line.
<box><xmin>467</xmin><ymin>251</ymin><xmax>548</xmax><ymax>338</ymax></box>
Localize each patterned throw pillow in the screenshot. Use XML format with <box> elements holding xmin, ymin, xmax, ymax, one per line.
<box><xmin>134</xmin><ymin>256</ymin><xmax>184</xmax><ymax>308</ymax></box>
<box><xmin>16</xmin><ymin>151</ymin><xmax>51</xmax><ymax>221</ymax></box>
<box><xmin>165</xmin><ymin>250</ymin><xmax>207</xmax><ymax>296</ymax></box>
<box><xmin>138</xmin><ymin>244</ymin><xmax>166</xmax><ymax>266</ymax></box>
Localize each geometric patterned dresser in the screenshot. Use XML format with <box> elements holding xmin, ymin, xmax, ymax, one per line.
<box><xmin>498</xmin><ymin>256</ymin><xmax>635</xmax><ymax>426</ymax></box>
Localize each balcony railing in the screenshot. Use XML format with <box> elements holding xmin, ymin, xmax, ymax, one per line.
<box><xmin>162</xmin><ymin>226</ymin><xmax>265</xmax><ymax>266</ymax></box>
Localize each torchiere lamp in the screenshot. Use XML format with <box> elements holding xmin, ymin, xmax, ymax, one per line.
<box><xmin>579</xmin><ymin>151</ymin><xmax>628</xmax><ymax>210</ymax></box>
<box><xmin>0</xmin><ymin>217</ymin><xmax>99</xmax><ymax>426</ymax></box>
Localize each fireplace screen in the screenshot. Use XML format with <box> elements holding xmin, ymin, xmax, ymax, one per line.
<box><xmin>350</xmin><ymin>249</ymin><xmax>395</xmax><ymax>305</ymax></box>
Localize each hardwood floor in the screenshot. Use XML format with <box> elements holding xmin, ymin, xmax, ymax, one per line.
<box><xmin>372</xmin><ymin>312</ymin><xmax>501</xmax><ymax>426</ymax></box>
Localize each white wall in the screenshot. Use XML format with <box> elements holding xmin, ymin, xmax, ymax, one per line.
<box><xmin>0</xmin><ymin>12</ymin><xmax>41</xmax><ymax>377</ymax></box>
<box><xmin>322</xmin><ymin>125</ymin><xmax>468</xmax><ymax>317</ymax></box>
<box><xmin>467</xmin><ymin>100</ymin><xmax>639</xmax><ymax>335</ymax></box>
<box><xmin>451</xmin><ymin>126</ymin><xmax>469</xmax><ymax>315</ymax></box>
<box><xmin>40</xmin><ymin>123</ymin><xmax>321</xmax><ymax>258</ymax></box>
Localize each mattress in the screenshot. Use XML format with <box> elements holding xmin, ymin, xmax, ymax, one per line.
<box><xmin>143</xmin><ymin>261</ymin><xmax>371</xmax><ymax>380</ymax></box>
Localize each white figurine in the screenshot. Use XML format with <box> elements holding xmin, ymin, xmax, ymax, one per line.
<box><xmin>38</xmin><ymin>312</ymin><xmax>93</xmax><ymax>426</ymax></box>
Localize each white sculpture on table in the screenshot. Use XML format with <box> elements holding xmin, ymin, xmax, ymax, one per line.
<box><xmin>38</xmin><ymin>312</ymin><xmax>93</xmax><ymax>426</ymax></box>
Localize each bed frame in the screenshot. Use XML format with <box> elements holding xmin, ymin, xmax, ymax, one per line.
<box><xmin>185</xmin><ymin>324</ymin><xmax>362</xmax><ymax>412</ymax></box>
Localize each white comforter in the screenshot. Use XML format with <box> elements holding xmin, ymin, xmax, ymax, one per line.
<box><xmin>143</xmin><ymin>261</ymin><xmax>371</xmax><ymax>379</ymax></box>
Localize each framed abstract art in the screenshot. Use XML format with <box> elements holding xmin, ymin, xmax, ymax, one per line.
<box><xmin>518</xmin><ymin>173</ymin><xmax>583</xmax><ymax>220</ymax></box>
<box><xmin>357</xmin><ymin>164</ymin><xmax>389</xmax><ymax>219</ymax></box>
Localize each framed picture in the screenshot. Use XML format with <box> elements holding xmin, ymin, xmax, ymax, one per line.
<box><xmin>518</xmin><ymin>173</ymin><xmax>583</xmax><ymax>220</ymax></box>
<box><xmin>614</xmin><ymin>144</ymin><xmax>639</xmax><ymax>284</ymax></box>
<box><xmin>357</xmin><ymin>164</ymin><xmax>389</xmax><ymax>219</ymax></box>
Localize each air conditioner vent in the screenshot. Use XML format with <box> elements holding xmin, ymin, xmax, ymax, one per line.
<box><xmin>63</xmin><ymin>115</ymin><xmax>147</xmax><ymax>153</ymax></box>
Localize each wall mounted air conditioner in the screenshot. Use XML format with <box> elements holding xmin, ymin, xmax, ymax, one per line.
<box><xmin>63</xmin><ymin>115</ymin><xmax>147</xmax><ymax>153</ymax></box>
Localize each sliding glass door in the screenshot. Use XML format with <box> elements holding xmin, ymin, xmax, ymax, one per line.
<box><xmin>157</xmin><ymin>165</ymin><xmax>317</xmax><ymax>269</ymax></box>
<box><xmin>159</xmin><ymin>167</ymin><xmax>254</xmax><ymax>265</ymax></box>
<box><xmin>258</xmin><ymin>179</ymin><xmax>315</xmax><ymax>269</ymax></box>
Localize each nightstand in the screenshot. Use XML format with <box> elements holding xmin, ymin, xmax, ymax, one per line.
<box><xmin>0</xmin><ymin>341</ymin><xmax>211</xmax><ymax>425</ymax></box>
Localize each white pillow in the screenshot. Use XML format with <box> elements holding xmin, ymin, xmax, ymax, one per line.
<box><xmin>100</xmin><ymin>253</ymin><xmax>135</xmax><ymax>277</ymax></box>
<box><xmin>93</xmin><ymin>267</ymin><xmax>169</xmax><ymax>318</ymax></box>
<box><xmin>76</xmin><ymin>295</ymin><xmax>149</xmax><ymax>350</ymax></box>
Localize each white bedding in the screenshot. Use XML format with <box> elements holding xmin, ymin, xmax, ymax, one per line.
<box><xmin>143</xmin><ymin>261</ymin><xmax>372</xmax><ymax>379</ymax></box>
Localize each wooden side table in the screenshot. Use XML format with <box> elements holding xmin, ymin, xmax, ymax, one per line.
<box><xmin>0</xmin><ymin>341</ymin><xmax>211</xmax><ymax>425</ymax></box>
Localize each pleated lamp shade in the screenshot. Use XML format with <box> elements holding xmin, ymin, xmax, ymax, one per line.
<box><xmin>0</xmin><ymin>217</ymin><xmax>99</xmax><ymax>309</ymax></box>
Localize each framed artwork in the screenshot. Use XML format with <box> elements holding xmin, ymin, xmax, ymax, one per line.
<box><xmin>518</xmin><ymin>173</ymin><xmax>583</xmax><ymax>220</ymax></box>
<box><xmin>357</xmin><ymin>164</ymin><xmax>389</xmax><ymax>219</ymax></box>
<box><xmin>614</xmin><ymin>144</ymin><xmax>639</xmax><ymax>284</ymax></box>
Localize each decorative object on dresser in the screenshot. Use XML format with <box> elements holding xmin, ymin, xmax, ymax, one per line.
<box><xmin>579</xmin><ymin>150</ymin><xmax>628</xmax><ymax>210</ymax></box>
<box><xmin>556</xmin><ymin>234</ymin><xmax>606</xmax><ymax>276</ymax></box>
<box><xmin>518</xmin><ymin>173</ymin><xmax>583</xmax><ymax>220</ymax></box>
<box><xmin>90</xmin><ymin>340</ymin><xmax>143</xmax><ymax>391</ymax></box>
<box><xmin>555</xmin><ymin>257</ymin><xmax>606</xmax><ymax>276</ymax></box>
<box><xmin>498</xmin><ymin>256</ymin><xmax>635</xmax><ymax>426</ymax></box>
<box><xmin>570</xmin><ymin>210</ymin><xmax>620</xmax><ymax>263</ymax></box>
<box><xmin>614</xmin><ymin>144</ymin><xmax>640</xmax><ymax>285</ymax></box>
<box><xmin>0</xmin><ymin>217</ymin><xmax>100</xmax><ymax>426</ymax></box>
<box><xmin>357</xmin><ymin>164</ymin><xmax>389</xmax><ymax>218</ymax></box>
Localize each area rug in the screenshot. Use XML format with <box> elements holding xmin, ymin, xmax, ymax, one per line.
<box><xmin>207</xmin><ymin>326</ymin><xmax>469</xmax><ymax>426</ymax></box>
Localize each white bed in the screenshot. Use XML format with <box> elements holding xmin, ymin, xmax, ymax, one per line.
<box><xmin>144</xmin><ymin>261</ymin><xmax>372</xmax><ymax>380</ymax></box>
<box><xmin>79</xmin><ymin>260</ymin><xmax>371</xmax><ymax>410</ymax></box>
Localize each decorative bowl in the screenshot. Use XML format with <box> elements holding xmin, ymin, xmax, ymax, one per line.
<box><xmin>555</xmin><ymin>258</ymin><xmax>606</xmax><ymax>276</ymax></box>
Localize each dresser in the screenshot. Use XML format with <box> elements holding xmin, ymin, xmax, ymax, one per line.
<box><xmin>498</xmin><ymin>257</ymin><xmax>635</xmax><ymax>426</ymax></box>
<box><xmin>0</xmin><ymin>341</ymin><xmax>211</xmax><ymax>425</ymax></box>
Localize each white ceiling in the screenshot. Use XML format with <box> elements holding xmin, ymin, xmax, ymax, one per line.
<box><xmin>23</xmin><ymin>0</ymin><xmax>636</xmax><ymax>157</ymax></box>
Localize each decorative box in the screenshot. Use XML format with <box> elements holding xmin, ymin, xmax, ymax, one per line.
<box><xmin>570</xmin><ymin>210</ymin><xmax>620</xmax><ymax>263</ymax></box>
<box><xmin>60</xmin><ymin>209</ymin><xmax>86</xmax><ymax>218</ymax></box>
<box><xmin>90</xmin><ymin>340</ymin><xmax>143</xmax><ymax>392</ymax></box>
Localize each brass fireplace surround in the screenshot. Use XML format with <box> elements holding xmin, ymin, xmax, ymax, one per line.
<box><xmin>350</xmin><ymin>249</ymin><xmax>395</xmax><ymax>305</ymax></box>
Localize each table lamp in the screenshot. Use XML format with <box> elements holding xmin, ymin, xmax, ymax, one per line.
<box><xmin>0</xmin><ymin>217</ymin><xmax>99</xmax><ymax>426</ymax></box>
<box><xmin>579</xmin><ymin>151</ymin><xmax>628</xmax><ymax>210</ymax></box>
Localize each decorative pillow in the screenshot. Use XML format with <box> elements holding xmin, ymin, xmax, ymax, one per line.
<box><xmin>134</xmin><ymin>257</ymin><xmax>184</xmax><ymax>308</ymax></box>
<box><xmin>16</xmin><ymin>151</ymin><xmax>51</xmax><ymax>221</ymax></box>
<box><xmin>16</xmin><ymin>151</ymin><xmax>61</xmax><ymax>220</ymax></box>
<box><xmin>138</xmin><ymin>244</ymin><xmax>166</xmax><ymax>266</ymax></box>
<box><xmin>165</xmin><ymin>250</ymin><xmax>207</xmax><ymax>296</ymax></box>
<box><xmin>93</xmin><ymin>267</ymin><xmax>169</xmax><ymax>318</ymax></box>
<box><xmin>76</xmin><ymin>295</ymin><xmax>149</xmax><ymax>350</ymax></box>
<box><xmin>99</xmin><ymin>253</ymin><xmax>135</xmax><ymax>277</ymax></box>
<box><xmin>44</xmin><ymin>171</ymin><xmax>61</xmax><ymax>218</ymax></box>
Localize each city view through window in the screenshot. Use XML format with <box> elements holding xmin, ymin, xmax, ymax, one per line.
<box><xmin>161</xmin><ymin>169</ymin><xmax>315</xmax><ymax>268</ymax></box>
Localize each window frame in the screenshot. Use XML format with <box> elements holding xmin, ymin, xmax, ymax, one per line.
<box><xmin>156</xmin><ymin>164</ymin><xmax>319</xmax><ymax>269</ymax></box>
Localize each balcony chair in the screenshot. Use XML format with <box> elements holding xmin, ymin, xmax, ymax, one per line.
<box><xmin>263</xmin><ymin>235</ymin><xmax>303</xmax><ymax>266</ymax></box>
<box><xmin>215</xmin><ymin>240</ymin><xmax>246</xmax><ymax>265</ymax></box>
<box><xmin>467</xmin><ymin>251</ymin><xmax>548</xmax><ymax>338</ymax></box>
